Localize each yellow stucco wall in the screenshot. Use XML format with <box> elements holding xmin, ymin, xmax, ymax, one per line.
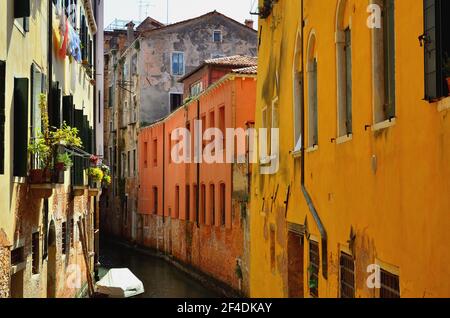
<box><xmin>250</xmin><ymin>0</ymin><xmax>450</xmax><ymax>298</ymax></box>
<box><xmin>0</xmin><ymin>0</ymin><xmax>94</xmax><ymax>244</ymax></box>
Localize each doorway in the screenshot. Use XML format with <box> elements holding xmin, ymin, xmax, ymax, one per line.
<box><xmin>47</xmin><ymin>221</ymin><xmax>57</xmax><ymax>298</ymax></box>
<box><xmin>287</xmin><ymin>231</ymin><xmax>305</xmax><ymax>298</ymax></box>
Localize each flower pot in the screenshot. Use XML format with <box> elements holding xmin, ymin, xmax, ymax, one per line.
<box><xmin>29</xmin><ymin>169</ymin><xmax>52</xmax><ymax>184</ymax></box>
<box><xmin>55</xmin><ymin>162</ymin><xmax>66</xmax><ymax>171</ymax></box>
<box><xmin>446</xmin><ymin>77</ymin><xmax>450</xmax><ymax>96</ymax></box>
<box><xmin>29</xmin><ymin>169</ymin><xmax>44</xmax><ymax>184</ymax></box>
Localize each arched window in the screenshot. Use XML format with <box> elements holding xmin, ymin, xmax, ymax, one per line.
<box><xmin>336</xmin><ymin>0</ymin><xmax>353</xmax><ymax>138</ymax></box>
<box><xmin>307</xmin><ymin>32</ymin><xmax>318</xmax><ymax>148</ymax></box>
<box><xmin>293</xmin><ymin>29</ymin><xmax>303</xmax><ymax>154</ymax></box>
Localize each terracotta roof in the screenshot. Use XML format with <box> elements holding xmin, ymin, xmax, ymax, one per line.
<box><xmin>232</xmin><ymin>65</ymin><xmax>258</xmax><ymax>75</ymax></box>
<box><xmin>179</xmin><ymin>55</ymin><xmax>257</xmax><ymax>82</ymax></box>
<box><xmin>204</xmin><ymin>55</ymin><xmax>257</xmax><ymax>67</ymax></box>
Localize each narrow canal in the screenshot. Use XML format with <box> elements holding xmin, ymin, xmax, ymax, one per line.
<box><xmin>98</xmin><ymin>239</ymin><xmax>220</xmax><ymax>298</ymax></box>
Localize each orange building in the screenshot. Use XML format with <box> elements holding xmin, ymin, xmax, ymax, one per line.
<box><xmin>138</xmin><ymin>56</ymin><xmax>257</xmax><ymax>295</ymax></box>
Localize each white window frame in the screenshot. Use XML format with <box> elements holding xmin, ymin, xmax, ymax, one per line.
<box><xmin>171</xmin><ymin>51</ymin><xmax>185</xmax><ymax>76</ymax></box>
<box><xmin>213</xmin><ymin>30</ymin><xmax>222</xmax><ymax>43</ymax></box>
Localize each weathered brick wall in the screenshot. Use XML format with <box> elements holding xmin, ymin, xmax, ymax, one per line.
<box><xmin>141</xmin><ymin>198</ymin><xmax>249</xmax><ymax>295</ymax></box>
<box><xmin>8</xmin><ymin>184</ymin><xmax>95</xmax><ymax>298</ymax></box>
<box><xmin>0</xmin><ymin>237</ymin><xmax>10</xmax><ymax>298</ymax></box>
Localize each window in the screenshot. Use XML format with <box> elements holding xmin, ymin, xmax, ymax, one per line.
<box><xmin>193</xmin><ymin>184</ymin><xmax>198</xmax><ymax>222</ymax></box>
<box><xmin>213</xmin><ymin>30</ymin><xmax>222</xmax><ymax>42</ymax></box>
<box><xmin>153</xmin><ymin>139</ymin><xmax>158</xmax><ymax>166</ymax></box>
<box><xmin>31</xmin><ymin>232</ymin><xmax>40</xmax><ymax>275</ymax></box>
<box><xmin>220</xmin><ymin>183</ymin><xmax>226</xmax><ymax>226</ymax></box>
<box><xmin>190</xmin><ymin>82</ymin><xmax>203</xmax><ymax>97</ymax></box>
<box><xmin>31</xmin><ymin>64</ymin><xmax>46</xmax><ymax>169</ymax></box>
<box><xmin>172</xmin><ymin>52</ymin><xmax>184</xmax><ymax>76</ymax></box>
<box><xmin>201</xmin><ymin>184</ymin><xmax>206</xmax><ymax>224</ymax></box>
<box><xmin>131</xmin><ymin>54</ymin><xmax>138</xmax><ymax>76</ymax></box>
<box><xmin>14</xmin><ymin>0</ymin><xmax>30</xmax><ymax>33</ymax></box>
<box><xmin>372</xmin><ymin>0</ymin><xmax>395</xmax><ymax>123</ymax></box>
<box><xmin>175</xmin><ymin>186</ymin><xmax>180</xmax><ymax>218</ymax></box>
<box><xmin>13</xmin><ymin>78</ymin><xmax>29</xmax><ymax>177</ymax></box>
<box><xmin>127</xmin><ymin>150</ymin><xmax>131</xmax><ymax>177</ymax></box>
<box><xmin>109</xmin><ymin>86</ymin><xmax>114</xmax><ymax>107</ymax></box>
<box><xmin>219</xmin><ymin>107</ymin><xmax>225</xmax><ymax>149</ymax></box>
<box><xmin>309</xmin><ymin>240</ymin><xmax>320</xmax><ymax>298</ymax></box>
<box><xmin>185</xmin><ymin>185</ymin><xmax>190</xmax><ymax>221</ymax></box>
<box><xmin>336</xmin><ymin>1</ymin><xmax>353</xmax><ymax>138</ymax></box>
<box><xmin>293</xmin><ymin>34</ymin><xmax>302</xmax><ymax>153</ymax></box>
<box><xmin>210</xmin><ymin>184</ymin><xmax>215</xmax><ymax>226</ymax></box>
<box><xmin>340</xmin><ymin>252</ymin><xmax>355</xmax><ymax>298</ymax></box>
<box><xmin>153</xmin><ymin>187</ymin><xmax>158</xmax><ymax>214</ymax></box>
<box><xmin>424</xmin><ymin>0</ymin><xmax>450</xmax><ymax>101</ymax></box>
<box><xmin>121</xmin><ymin>152</ymin><xmax>126</xmax><ymax>178</ymax></box>
<box><xmin>380</xmin><ymin>269</ymin><xmax>400</xmax><ymax>298</ymax></box>
<box><xmin>133</xmin><ymin>149</ymin><xmax>136</xmax><ymax>176</ymax></box>
<box><xmin>0</xmin><ymin>61</ymin><xmax>5</xmax><ymax>174</ymax></box>
<box><xmin>144</xmin><ymin>142</ymin><xmax>148</xmax><ymax>168</ymax></box>
<box><xmin>11</xmin><ymin>247</ymin><xmax>25</xmax><ymax>266</ymax></box>
<box><xmin>170</xmin><ymin>93</ymin><xmax>183</xmax><ymax>112</ymax></box>
<box><xmin>307</xmin><ymin>58</ymin><xmax>318</xmax><ymax>147</ymax></box>
<box><xmin>62</xmin><ymin>222</ymin><xmax>67</xmax><ymax>255</ymax></box>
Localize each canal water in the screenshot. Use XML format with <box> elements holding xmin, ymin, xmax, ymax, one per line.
<box><xmin>98</xmin><ymin>239</ymin><xmax>220</xmax><ymax>298</ymax></box>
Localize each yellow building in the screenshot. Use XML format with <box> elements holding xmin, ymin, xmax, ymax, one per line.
<box><xmin>250</xmin><ymin>0</ymin><xmax>450</xmax><ymax>298</ymax></box>
<box><xmin>0</xmin><ymin>0</ymin><xmax>102</xmax><ymax>298</ymax></box>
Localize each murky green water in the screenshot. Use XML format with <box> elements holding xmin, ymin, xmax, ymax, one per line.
<box><xmin>98</xmin><ymin>240</ymin><xmax>220</xmax><ymax>298</ymax></box>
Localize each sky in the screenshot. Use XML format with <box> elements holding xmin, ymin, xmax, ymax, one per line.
<box><xmin>104</xmin><ymin>0</ymin><xmax>259</xmax><ymax>30</ymax></box>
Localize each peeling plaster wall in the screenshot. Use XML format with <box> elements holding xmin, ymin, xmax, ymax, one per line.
<box><xmin>139</xmin><ymin>13</ymin><xmax>257</xmax><ymax>125</ymax></box>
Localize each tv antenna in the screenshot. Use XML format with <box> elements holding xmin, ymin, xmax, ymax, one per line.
<box><xmin>138</xmin><ymin>0</ymin><xmax>154</xmax><ymax>21</ymax></box>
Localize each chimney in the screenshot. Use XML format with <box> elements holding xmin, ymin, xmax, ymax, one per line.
<box><xmin>126</xmin><ymin>21</ymin><xmax>135</xmax><ymax>45</ymax></box>
<box><xmin>245</xmin><ymin>19</ymin><xmax>254</xmax><ymax>29</ymax></box>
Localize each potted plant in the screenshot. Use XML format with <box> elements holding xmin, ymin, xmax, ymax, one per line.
<box><xmin>55</xmin><ymin>153</ymin><xmax>73</xmax><ymax>171</ymax></box>
<box><xmin>28</xmin><ymin>136</ymin><xmax>52</xmax><ymax>184</ymax></box>
<box><xmin>100</xmin><ymin>164</ymin><xmax>112</xmax><ymax>188</ymax></box>
<box><xmin>88</xmin><ymin>167</ymin><xmax>104</xmax><ymax>188</ymax></box>
<box><xmin>90</xmin><ymin>155</ymin><xmax>100</xmax><ymax>167</ymax></box>
<box><xmin>28</xmin><ymin>94</ymin><xmax>83</xmax><ymax>185</ymax></box>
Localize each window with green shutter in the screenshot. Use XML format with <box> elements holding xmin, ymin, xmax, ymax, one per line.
<box><xmin>13</xmin><ymin>78</ymin><xmax>29</xmax><ymax>177</ymax></box>
<box><xmin>423</xmin><ymin>0</ymin><xmax>450</xmax><ymax>101</ymax></box>
<box><xmin>72</xmin><ymin>109</ymin><xmax>84</xmax><ymax>186</ymax></box>
<box><xmin>50</xmin><ymin>82</ymin><xmax>61</xmax><ymax>129</ymax></box>
<box><xmin>0</xmin><ymin>61</ymin><xmax>5</xmax><ymax>174</ymax></box>
<box><xmin>62</xmin><ymin>95</ymin><xmax>74</xmax><ymax>126</ymax></box>
<box><xmin>14</xmin><ymin>0</ymin><xmax>30</xmax><ymax>19</ymax></box>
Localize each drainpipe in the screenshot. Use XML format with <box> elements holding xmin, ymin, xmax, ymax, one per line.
<box><xmin>162</xmin><ymin>123</ymin><xmax>166</xmax><ymax>224</ymax></box>
<box><xmin>196</xmin><ymin>100</ymin><xmax>200</xmax><ymax>228</ymax></box>
<box><xmin>299</xmin><ymin>0</ymin><xmax>328</xmax><ymax>279</ymax></box>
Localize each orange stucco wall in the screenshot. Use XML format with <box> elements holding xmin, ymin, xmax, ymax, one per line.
<box><xmin>137</xmin><ymin>75</ymin><xmax>256</xmax><ymax>294</ymax></box>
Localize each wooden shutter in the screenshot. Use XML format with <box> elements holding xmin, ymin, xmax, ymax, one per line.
<box><xmin>13</xmin><ymin>78</ymin><xmax>29</xmax><ymax>177</ymax></box>
<box><xmin>14</xmin><ymin>0</ymin><xmax>30</xmax><ymax>19</ymax></box>
<box><xmin>0</xmin><ymin>61</ymin><xmax>5</xmax><ymax>174</ymax></box>
<box><xmin>50</xmin><ymin>82</ymin><xmax>61</xmax><ymax>128</ymax></box>
<box><xmin>73</xmin><ymin>110</ymin><xmax>84</xmax><ymax>186</ymax></box>
<box><xmin>424</xmin><ymin>0</ymin><xmax>443</xmax><ymax>101</ymax></box>
<box><xmin>62</xmin><ymin>95</ymin><xmax>74</xmax><ymax>126</ymax></box>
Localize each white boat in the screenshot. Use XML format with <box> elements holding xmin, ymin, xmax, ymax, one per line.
<box><xmin>95</xmin><ymin>268</ymin><xmax>145</xmax><ymax>298</ymax></box>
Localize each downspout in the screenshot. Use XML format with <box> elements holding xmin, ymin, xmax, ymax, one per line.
<box><xmin>300</xmin><ymin>0</ymin><xmax>328</xmax><ymax>279</ymax></box>
<box><xmin>196</xmin><ymin>100</ymin><xmax>200</xmax><ymax>228</ymax></box>
<box><xmin>162</xmin><ymin>123</ymin><xmax>166</xmax><ymax>224</ymax></box>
